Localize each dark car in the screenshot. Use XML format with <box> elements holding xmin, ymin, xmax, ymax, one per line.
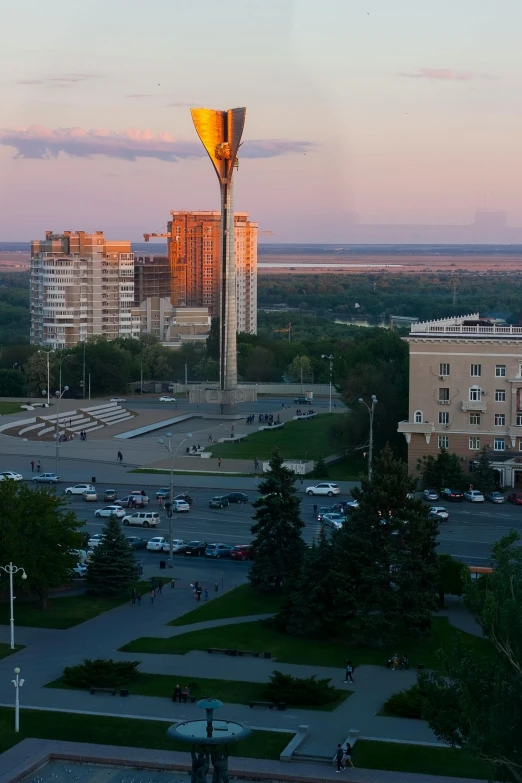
<box><xmin>125</xmin><ymin>536</ymin><xmax>147</xmax><ymax>550</ymax></box>
<box><xmin>508</xmin><ymin>492</ymin><xmax>522</xmax><ymax>505</ymax></box>
<box><xmin>294</xmin><ymin>397</ymin><xmax>312</xmax><ymax>405</ymax></box>
<box><xmin>441</xmin><ymin>488</ymin><xmax>465</xmax><ymax>502</ymax></box>
<box><xmin>116</xmin><ymin>495</ymin><xmax>145</xmax><ymax>509</ymax></box>
<box><xmin>155</xmin><ymin>488</ymin><xmax>193</xmax><ymax>504</ymax></box>
<box><xmin>209</xmin><ymin>496</ymin><xmax>230</xmax><ymax>509</ymax></box>
<box><xmin>224</xmin><ymin>492</ymin><xmax>249</xmax><ymax>504</ymax></box>
<box><xmin>104</xmin><ymin>489</ymin><xmax>117</xmax><ymax>501</ymax></box>
<box><xmin>317</xmin><ymin>506</ymin><xmax>332</xmax><ymax>522</ymax></box>
<box><xmin>184</xmin><ymin>540</ymin><xmax>207</xmax><ymax>556</ymax></box>
<box><xmin>230</xmin><ymin>544</ymin><xmax>253</xmax><ymax>561</ymax></box>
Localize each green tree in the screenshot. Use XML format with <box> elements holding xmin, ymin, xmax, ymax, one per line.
<box><xmin>0</xmin><ymin>481</ymin><xmax>84</xmax><ymax>609</ymax></box>
<box><xmin>312</xmin><ymin>457</ymin><xmax>329</xmax><ymax>478</ymax></box>
<box><xmin>244</xmin><ymin>347</ymin><xmax>276</xmax><ymax>382</ymax></box>
<box><xmin>249</xmin><ymin>450</ymin><xmax>306</xmax><ymax>593</ymax></box>
<box><xmin>0</xmin><ymin>369</ymin><xmax>26</xmax><ymax>396</ymax></box>
<box><xmin>472</xmin><ymin>447</ymin><xmax>496</xmax><ymax>494</ymax></box>
<box><xmin>437</xmin><ymin>553</ymin><xmax>469</xmax><ymax>607</ymax></box>
<box><xmin>86</xmin><ymin>514</ymin><xmax>139</xmax><ymax>597</ymax></box>
<box><xmin>24</xmin><ymin>351</ymin><xmax>56</xmax><ymax>397</ymax></box>
<box><xmin>286</xmin><ymin>355</ymin><xmax>313</xmax><ymax>383</ymax></box>
<box><xmin>420</xmin><ymin>532</ymin><xmax>522</xmax><ymax>782</ymax></box>
<box><xmin>417</xmin><ymin>450</ymin><xmax>466</xmax><ymax>491</ymax></box>
<box><xmin>192</xmin><ymin>357</ymin><xmax>219</xmax><ymax>381</ymax></box>
<box><xmin>141</xmin><ymin>342</ymin><xmax>170</xmax><ymax>380</ymax></box>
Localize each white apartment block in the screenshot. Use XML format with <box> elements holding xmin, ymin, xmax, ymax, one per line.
<box><xmin>398</xmin><ymin>313</ymin><xmax>522</xmax><ymax>487</ymax></box>
<box><xmin>30</xmin><ymin>231</ymin><xmax>139</xmax><ymax>349</ymax></box>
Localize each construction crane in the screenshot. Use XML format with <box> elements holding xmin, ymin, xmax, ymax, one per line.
<box><xmin>143</xmin><ymin>229</ymin><xmax>273</xmax><ymax>241</ymax></box>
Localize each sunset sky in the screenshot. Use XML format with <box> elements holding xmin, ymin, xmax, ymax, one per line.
<box><xmin>1</xmin><ymin>0</ymin><xmax>520</xmax><ymax>241</ymax></box>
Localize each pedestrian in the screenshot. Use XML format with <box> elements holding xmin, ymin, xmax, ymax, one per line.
<box><xmin>137</xmin><ymin>559</ymin><xmax>143</xmax><ymax>576</ymax></box>
<box><xmin>157</xmin><ymin>580</ymin><xmax>163</xmax><ymax>594</ymax></box>
<box><xmin>30</xmin><ymin>459</ymin><xmax>35</xmax><ymax>472</ymax></box>
<box><xmin>131</xmin><ymin>587</ymin><xmax>138</xmax><ymax>606</ymax></box>
<box><xmin>335</xmin><ymin>744</ymin><xmax>344</xmax><ymax>773</ymax></box>
<box><xmin>137</xmin><ymin>591</ymin><xmax>142</xmax><ymax>606</ymax></box>
<box><xmin>342</xmin><ymin>743</ymin><xmax>354</xmax><ymax>769</ymax></box>
<box><xmin>158</xmin><ymin>496</ymin><xmax>164</xmax><ymax>507</ymax></box>
<box><xmin>172</xmin><ymin>684</ymin><xmax>182</xmax><ymax>702</ymax></box>
<box><xmin>208</xmin><ymin>433</ymin><xmax>212</xmax><ymax>442</ymax></box>
<box><xmin>149</xmin><ymin>588</ymin><xmax>155</xmax><ymax>605</ymax></box>
<box><xmin>182</xmin><ymin>685</ymin><xmax>190</xmax><ymax>703</ymax></box>
<box><xmin>300</xmin><ymin>476</ymin><xmax>304</xmax><ymax>486</ymax></box>
<box><xmin>344</xmin><ymin>659</ymin><xmax>354</xmax><ymax>683</ymax></box>
<box><xmin>36</xmin><ymin>460</ymin><xmax>41</xmax><ymax>473</ymax></box>
<box><xmin>151</xmin><ymin>576</ymin><xmax>157</xmax><ymax>594</ymax></box>
<box><xmin>204</xmin><ymin>588</ymin><xmax>208</xmax><ymax>601</ymax></box>
<box><xmin>117</xmin><ymin>450</ymin><xmax>123</xmax><ymax>463</ymax></box>
<box><xmin>218</xmin><ymin>457</ymin><xmax>222</xmax><ymax>468</ymax></box>
<box><xmin>231</xmin><ymin>424</ymin><xmax>234</xmax><ymax>434</ymax></box>
<box><xmin>196</xmin><ymin>585</ymin><xmax>202</xmax><ymax>602</ymax></box>
<box><xmin>313</xmin><ymin>503</ymin><xmax>318</xmax><ymax>517</ymax></box>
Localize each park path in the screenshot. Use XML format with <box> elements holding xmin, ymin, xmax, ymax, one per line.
<box><xmin>0</xmin><ymin>584</ymin><xmax>481</xmax><ymax>760</ymax></box>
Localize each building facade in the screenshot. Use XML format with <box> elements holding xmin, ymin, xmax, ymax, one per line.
<box><xmin>167</xmin><ymin>210</ymin><xmax>257</xmax><ymax>333</ymax></box>
<box><xmin>133</xmin><ymin>254</ymin><xmax>171</xmax><ymax>306</ymax></box>
<box><xmin>30</xmin><ymin>230</ymin><xmax>137</xmax><ymax>349</ymax></box>
<box><xmin>398</xmin><ymin>313</ymin><xmax>522</xmax><ymax>487</ymax></box>
<box><xmin>130</xmin><ymin>299</ymin><xmax>210</xmax><ymax>346</ymax></box>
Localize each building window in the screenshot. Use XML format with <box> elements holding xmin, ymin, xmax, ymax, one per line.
<box><xmin>495</xmin><ymin>365</ymin><xmax>506</xmax><ymax>377</ymax></box>
<box><xmin>438</xmin><ymin>388</ymin><xmax>450</xmax><ymax>402</ymax></box>
<box><xmin>469</xmin><ymin>386</ymin><xmax>482</xmax><ymax>401</ymax></box>
<box><xmin>494</xmin><ymin>438</ymin><xmax>505</xmax><ymax>451</ymax></box>
<box><xmin>495</xmin><ymin>414</ymin><xmax>506</xmax><ymax>426</ymax></box>
<box><xmin>439</xmin><ymin>411</ymin><xmax>449</xmax><ymax>425</ymax></box>
<box><xmin>438</xmin><ymin>436</ymin><xmax>449</xmax><ymax>449</ymax></box>
<box><xmin>469</xmin><ymin>437</ymin><xmax>480</xmax><ymax>450</ymax></box>
<box><xmin>470</xmin><ymin>364</ymin><xmax>482</xmax><ymax>377</ymax></box>
<box><xmin>439</xmin><ymin>363</ymin><xmax>450</xmax><ymax>377</ymax></box>
<box><xmin>495</xmin><ymin>390</ymin><xmax>506</xmax><ymax>402</ymax></box>
<box><xmin>470</xmin><ymin>413</ymin><xmax>481</xmax><ymax>425</ymax></box>
<box><xmin>414</xmin><ymin>410</ymin><xmax>423</xmax><ymax>424</ymax></box>
<box><xmin>517</xmin><ymin>414</ymin><xmax>522</xmax><ymax>426</ymax></box>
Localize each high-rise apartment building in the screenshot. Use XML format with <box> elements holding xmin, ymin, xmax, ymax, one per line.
<box><xmin>133</xmin><ymin>254</ymin><xmax>171</xmax><ymax>306</ymax></box>
<box><xmin>398</xmin><ymin>313</ymin><xmax>522</xmax><ymax>487</ymax></box>
<box><xmin>167</xmin><ymin>210</ymin><xmax>257</xmax><ymax>333</ymax></box>
<box><xmin>30</xmin><ymin>230</ymin><xmax>137</xmax><ymax>349</ymax></box>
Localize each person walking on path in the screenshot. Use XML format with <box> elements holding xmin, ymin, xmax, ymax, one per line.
<box><xmin>36</xmin><ymin>460</ymin><xmax>41</xmax><ymax>473</ymax></box>
<box><xmin>218</xmin><ymin>457</ymin><xmax>222</xmax><ymax>468</ymax></box>
<box><xmin>151</xmin><ymin>576</ymin><xmax>157</xmax><ymax>595</ymax></box>
<box><xmin>313</xmin><ymin>503</ymin><xmax>318</xmax><ymax>517</ymax></box>
<box><xmin>149</xmin><ymin>588</ymin><xmax>155</xmax><ymax>605</ymax></box>
<box><xmin>30</xmin><ymin>459</ymin><xmax>35</xmax><ymax>472</ymax></box>
<box><xmin>157</xmin><ymin>580</ymin><xmax>163</xmax><ymax>594</ymax></box>
<box><xmin>342</xmin><ymin>743</ymin><xmax>354</xmax><ymax>769</ymax></box>
<box><xmin>344</xmin><ymin>659</ymin><xmax>354</xmax><ymax>683</ymax></box>
<box><xmin>204</xmin><ymin>588</ymin><xmax>208</xmax><ymax>601</ymax></box>
<box><xmin>196</xmin><ymin>585</ymin><xmax>203</xmax><ymax>602</ymax></box>
<box><xmin>335</xmin><ymin>744</ymin><xmax>344</xmax><ymax>773</ymax></box>
<box><xmin>137</xmin><ymin>560</ymin><xmax>143</xmax><ymax>577</ymax></box>
<box><xmin>131</xmin><ymin>587</ymin><xmax>138</xmax><ymax>606</ymax></box>
<box><xmin>117</xmin><ymin>450</ymin><xmax>123</xmax><ymax>463</ymax></box>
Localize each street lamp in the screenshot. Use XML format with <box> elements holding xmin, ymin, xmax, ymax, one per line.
<box><xmin>55</xmin><ymin>386</ymin><xmax>69</xmax><ymax>476</ymax></box>
<box><xmin>321</xmin><ymin>354</ymin><xmax>334</xmax><ymax>413</ymax></box>
<box><xmin>38</xmin><ymin>348</ymin><xmax>54</xmax><ymax>406</ymax></box>
<box><xmin>157</xmin><ymin>431</ymin><xmax>192</xmax><ymax>567</ymax></box>
<box><xmin>0</xmin><ymin>563</ymin><xmax>27</xmax><ymax>649</ymax></box>
<box><xmin>12</xmin><ymin>362</ymin><xmax>18</xmax><ymax>371</ymax></box>
<box><xmin>359</xmin><ymin>395</ymin><xmax>378</xmax><ymax>481</ymax></box>
<box><xmin>12</xmin><ymin>667</ymin><xmax>24</xmax><ymax>733</ymax></box>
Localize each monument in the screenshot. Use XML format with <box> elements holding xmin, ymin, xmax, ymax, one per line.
<box><xmin>190</xmin><ymin>107</ymin><xmax>257</xmax><ymax>412</ymax></box>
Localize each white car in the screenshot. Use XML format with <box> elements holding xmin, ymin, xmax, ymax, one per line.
<box><xmin>32</xmin><ymin>473</ymin><xmax>60</xmax><ymax>484</ymax></box>
<box><xmin>94</xmin><ymin>505</ymin><xmax>125</xmax><ymax>519</ymax></box>
<box><xmin>162</xmin><ymin>539</ymin><xmax>186</xmax><ymax>553</ymax></box>
<box><xmin>72</xmin><ymin>562</ymin><xmax>87</xmax><ymax>578</ymax></box>
<box><xmin>172</xmin><ymin>499</ymin><xmax>190</xmax><ymax>512</ymax></box>
<box><xmin>321</xmin><ymin>513</ymin><xmax>345</xmax><ymax>529</ymax></box>
<box><xmin>110</xmin><ymin>397</ymin><xmax>126</xmax><ymax>402</ymax></box>
<box><xmin>87</xmin><ymin>533</ymin><xmax>105</xmax><ymax>548</ymax></box>
<box><xmin>464</xmin><ymin>490</ymin><xmax>485</xmax><ymax>503</ymax></box>
<box><xmin>147</xmin><ymin>536</ymin><xmax>168</xmax><ymax>551</ymax></box>
<box><xmin>159</xmin><ymin>396</ymin><xmax>176</xmax><ymax>402</ymax></box>
<box><xmin>306</xmin><ymin>483</ymin><xmax>341</xmax><ymax>497</ymax></box>
<box><xmin>0</xmin><ymin>471</ymin><xmax>23</xmax><ymax>481</ymax></box>
<box><xmin>429</xmin><ymin>506</ymin><xmax>449</xmax><ymax>521</ymax></box>
<box><xmin>66</xmin><ymin>484</ymin><xmax>96</xmax><ymax>496</ymax></box>
<box><xmin>122</xmin><ymin>511</ymin><xmax>159</xmax><ymax>527</ymax></box>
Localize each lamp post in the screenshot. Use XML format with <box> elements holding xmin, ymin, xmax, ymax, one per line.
<box><xmin>321</xmin><ymin>354</ymin><xmax>334</xmax><ymax>413</ymax></box>
<box><xmin>55</xmin><ymin>386</ymin><xmax>69</xmax><ymax>476</ymax></box>
<box><xmin>359</xmin><ymin>395</ymin><xmax>378</xmax><ymax>481</ymax></box>
<box><xmin>12</xmin><ymin>363</ymin><xmax>18</xmax><ymax>371</ymax></box>
<box><xmin>12</xmin><ymin>668</ymin><xmax>24</xmax><ymax>732</ymax></box>
<box><xmin>0</xmin><ymin>563</ymin><xmax>27</xmax><ymax>649</ymax></box>
<box><xmin>38</xmin><ymin>349</ymin><xmax>54</xmax><ymax>406</ymax></box>
<box><xmin>157</xmin><ymin>431</ymin><xmax>192</xmax><ymax>567</ymax></box>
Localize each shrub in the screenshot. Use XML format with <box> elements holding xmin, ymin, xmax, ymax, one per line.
<box><xmin>382</xmin><ymin>684</ymin><xmax>424</xmax><ymax>719</ymax></box>
<box><xmin>62</xmin><ymin>658</ymin><xmax>141</xmax><ymax>689</ymax></box>
<box><xmin>312</xmin><ymin>457</ymin><xmax>329</xmax><ymax>478</ymax></box>
<box><xmin>263</xmin><ymin>670</ymin><xmax>337</xmax><ymax>706</ymax></box>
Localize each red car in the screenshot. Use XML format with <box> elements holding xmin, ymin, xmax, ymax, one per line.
<box><xmin>230</xmin><ymin>545</ymin><xmax>252</xmax><ymax>562</ymax></box>
<box><xmin>508</xmin><ymin>493</ymin><xmax>522</xmax><ymax>505</ymax></box>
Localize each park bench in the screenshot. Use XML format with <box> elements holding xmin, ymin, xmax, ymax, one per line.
<box><xmin>208</xmin><ymin>647</ymin><xmax>231</xmax><ymax>655</ymax></box>
<box><xmin>236</xmin><ymin>649</ymin><xmax>260</xmax><ymax>658</ymax></box>
<box><xmin>89</xmin><ymin>686</ymin><xmax>117</xmax><ymax>695</ymax></box>
<box><xmin>249</xmin><ymin>701</ymin><xmax>286</xmax><ymax>711</ymax></box>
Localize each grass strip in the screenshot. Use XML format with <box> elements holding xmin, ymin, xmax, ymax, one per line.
<box><xmin>353</xmin><ymin>740</ymin><xmax>493</xmax><ymax>780</ymax></box>
<box><xmin>168</xmin><ymin>585</ymin><xmax>283</xmax><ymax>627</ymax></box>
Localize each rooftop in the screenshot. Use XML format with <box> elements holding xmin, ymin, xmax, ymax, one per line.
<box><xmin>410</xmin><ymin>313</ymin><xmax>522</xmax><ymax>339</ymax></box>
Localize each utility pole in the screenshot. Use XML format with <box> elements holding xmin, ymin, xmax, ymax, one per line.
<box><xmin>82</xmin><ymin>342</ymin><xmax>86</xmax><ymax>399</ymax></box>
<box><xmin>359</xmin><ymin>395</ymin><xmax>378</xmax><ymax>481</ymax></box>
<box><xmin>321</xmin><ymin>354</ymin><xmax>334</xmax><ymax>413</ymax></box>
<box><xmin>88</xmin><ymin>373</ymin><xmax>91</xmax><ymax>401</ymax></box>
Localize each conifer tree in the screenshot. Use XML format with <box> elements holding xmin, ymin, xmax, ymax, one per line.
<box><xmin>249</xmin><ymin>450</ymin><xmax>306</xmax><ymax>593</ymax></box>
<box><xmin>86</xmin><ymin>514</ymin><xmax>139</xmax><ymax>596</ymax></box>
<box><xmin>472</xmin><ymin>446</ymin><xmax>496</xmax><ymax>494</ymax></box>
<box><xmin>417</xmin><ymin>449</ymin><xmax>465</xmax><ymax>491</ymax></box>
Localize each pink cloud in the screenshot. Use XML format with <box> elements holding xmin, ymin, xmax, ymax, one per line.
<box><xmin>398</xmin><ymin>68</ymin><xmax>498</xmax><ymax>81</ymax></box>
<box><xmin>0</xmin><ymin>125</ymin><xmax>315</xmax><ymax>162</ymax></box>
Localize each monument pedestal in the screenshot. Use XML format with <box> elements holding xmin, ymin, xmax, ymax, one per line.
<box><xmin>189</xmin><ymin>387</ymin><xmax>257</xmax><ymax>414</ymax></box>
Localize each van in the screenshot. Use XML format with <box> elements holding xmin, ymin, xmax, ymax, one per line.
<box><xmin>122</xmin><ymin>511</ymin><xmax>159</xmax><ymax>528</ymax></box>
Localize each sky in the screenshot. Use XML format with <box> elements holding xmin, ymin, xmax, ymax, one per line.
<box><xmin>0</xmin><ymin>0</ymin><xmax>521</xmax><ymax>242</ymax></box>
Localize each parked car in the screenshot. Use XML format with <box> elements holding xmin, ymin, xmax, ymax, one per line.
<box><xmin>66</xmin><ymin>483</ymin><xmax>96</xmax><ymax>496</ymax></box>
<box><xmin>171</xmin><ymin>499</ymin><xmax>190</xmax><ymax>512</ymax></box>
<box><xmin>230</xmin><ymin>544</ymin><xmax>252</xmax><ymax>561</ymax></box>
<box><xmin>159</xmin><ymin>396</ymin><xmax>176</xmax><ymax>402</ymax></box>
<box><xmin>161</xmin><ymin>539</ymin><xmax>186</xmax><ymax>553</ymax></box>
<box><xmin>103</xmin><ymin>489</ymin><xmax>117</xmax><ymax>501</ymax></box>
<box><xmin>87</xmin><ymin>533</ymin><xmax>105</xmax><ymax>548</ymax></box>
<box><xmin>209</xmin><ymin>495</ymin><xmax>230</xmax><ymax>509</ymax></box>
<box><xmin>155</xmin><ymin>488</ymin><xmax>193</xmax><ymax>504</ymax></box>
<box><xmin>110</xmin><ymin>397</ymin><xmax>126</xmax><ymax>402</ymax></box>
<box><xmin>146</xmin><ymin>536</ymin><xmax>168</xmax><ymax>551</ymax></box>
<box><xmin>429</xmin><ymin>506</ymin><xmax>449</xmax><ymax>521</ymax></box>
<box><xmin>205</xmin><ymin>543</ymin><xmax>233</xmax><ymax>559</ymax></box>
<box><xmin>184</xmin><ymin>540</ymin><xmax>207</xmax><ymax>556</ymax></box>
<box><xmin>116</xmin><ymin>495</ymin><xmax>146</xmax><ymax>509</ymax></box>
<box><xmin>508</xmin><ymin>492</ymin><xmax>522</xmax><ymax>505</ymax></box>
<box><xmin>32</xmin><ymin>473</ymin><xmax>60</xmax><ymax>484</ymax></box>
<box><xmin>464</xmin><ymin>490</ymin><xmax>485</xmax><ymax>503</ymax></box>
<box><xmin>485</xmin><ymin>491</ymin><xmax>505</xmax><ymax>504</ymax></box>
<box><xmin>441</xmin><ymin>488</ymin><xmax>465</xmax><ymax>502</ymax></box>
<box><xmin>224</xmin><ymin>492</ymin><xmax>249</xmax><ymax>504</ymax></box>
<box><xmin>72</xmin><ymin>562</ymin><xmax>87</xmax><ymax>578</ymax></box>
<box><xmin>294</xmin><ymin>397</ymin><xmax>312</xmax><ymax>405</ymax></box>
<box><xmin>321</xmin><ymin>513</ymin><xmax>345</xmax><ymax>529</ymax></box>
<box><xmin>94</xmin><ymin>505</ymin><xmax>125</xmax><ymax>519</ymax></box>
<box><xmin>317</xmin><ymin>506</ymin><xmax>333</xmax><ymax>522</ymax></box>
<box><xmin>130</xmin><ymin>490</ymin><xmax>149</xmax><ymax>504</ymax></box>
<box><xmin>0</xmin><ymin>471</ymin><xmax>23</xmax><ymax>481</ymax></box>
<box><xmin>82</xmin><ymin>489</ymin><xmax>98</xmax><ymax>502</ymax></box>
<box><xmin>306</xmin><ymin>483</ymin><xmax>340</xmax><ymax>497</ymax></box>
<box><xmin>423</xmin><ymin>489</ymin><xmax>439</xmax><ymax>501</ymax></box>
<box><xmin>125</xmin><ymin>536</ymin><xmax>147</xmax><ymax>550</ymax></box>
<box><xmin>343</xmin><ymin>500</ymin><xmax>359</xmax><ymax>512</ymax></box>
<box><xmin>122</xmin><ymin>511</ymin><xmax>160</xmax><ymax>527</ymax></box>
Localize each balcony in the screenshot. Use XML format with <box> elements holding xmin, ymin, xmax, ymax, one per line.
<box><xmin>397</xmin><ymin>420</ymin><xmax>435</xmax><ymax>445</ymax></box>
<box><xmin>461</xmin><ymin>400</ymin><xmax>487</xmax><ymax>412</ymax></box>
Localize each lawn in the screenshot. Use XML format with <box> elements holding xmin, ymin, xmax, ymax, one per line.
<box><xmin>353</xmin><ymin>740</ymin><xmax>493</xmax><ymax>780</ymax></box>
<box><xmin>121</xmin><ymin>616</ymin><xmax>492</xmax><ymax>673</ymax></box>
<box><xmin>168</xmin><ymin>585</ymin><xmax>283</xmax><ymax>627</ymax></box>
<box><xmin>208</xmin><ymin>414</ymin><xmax>346</xmax><ymax>461</ymax></box>
<box><xmin>46</xmin><ymin>671</ymin><xmax>349</xmax><ymax>711</ymax></box>
<box><xmin>0</xmin><ymin>643</ymin><xmax>23</xmax><ymax>659</ymax></box>
<box><xmin>0</xmin><ymin>401</ymin><xmax>23</xmax><ymax>415</ymax></box>
<box><xmin>325</xmin><ymin>455</ymin><xmax>366</xmax><ymax>481</ymax></box>
<box><xmin>0</xmin><ymin>707</ymin><xmax>291</xmax><ymax>759</ymax></box>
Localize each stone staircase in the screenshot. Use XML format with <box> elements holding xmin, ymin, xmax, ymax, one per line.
<box><xmin>1</xmin><ymin>402</ymin><xmax>135</xmax><ymax>441</ymax></box>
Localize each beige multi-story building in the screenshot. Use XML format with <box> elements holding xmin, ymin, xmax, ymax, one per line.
<box><xmin>30</xmin><ymin>230</ymin><xmax>137</xmax><ymax>349</ymax></box>
<box><xmin>133</xmin><ymin>254</ymin><xmax>171</xmax><ymax>306</ymax></box>
<box><xmin>130</xmin><ymin>299</ymin><xmax>210</xmax><ymax>347</ymax></box>
<box><xmin>398</xmin><ymin>313</ymin><xmax>522</xmax><ymax>487</ymax></box>
<box><xmin>167</xmin><ymin>210</ymin><xmax>257</xmax><ymax>333</ymax></box>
